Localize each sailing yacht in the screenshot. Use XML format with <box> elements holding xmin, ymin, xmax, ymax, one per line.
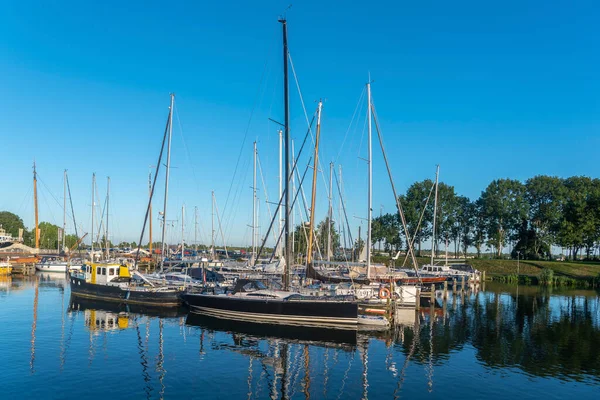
<box><xmin>70</xmin><ymin>95</ymin><xmax>182</xmax><ymax>307</ymax></box>
<box><xmin>184</xmin><ymin>19</ymin><xmax>358</xmax><ymax>328</ymax></box>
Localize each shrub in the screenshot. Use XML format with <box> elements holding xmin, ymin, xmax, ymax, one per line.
<box><xmin>539</xmin><ymin>268</ymin><xmax>554</xmax><ymax>286</ymax></box>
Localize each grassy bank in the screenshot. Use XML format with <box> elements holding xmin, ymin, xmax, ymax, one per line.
<box><xmin>375</xmin><ymin>253</ymin><xmax>600</xmax><ymax>287</ymax></box>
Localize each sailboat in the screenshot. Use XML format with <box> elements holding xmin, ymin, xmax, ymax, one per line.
<box><xmin>183</xmin><ymin>18</ymin><xmax>358</xmax><ymax>328</ymax></box>
<box><xmin>35</xmin><ymin>169</ymin><xmax>84</xmax><ymax>273</ymax></box>
<box><xmin>69</xmin><ymin>95</ymin><xmax>182</xmax><ymax>307</ymax></box>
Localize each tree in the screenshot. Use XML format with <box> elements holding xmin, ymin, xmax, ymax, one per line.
<box><xmin>401</xmin><ymin>179</ymin><xmax>435</xmax><ymax>256</ymax></box>
<box><xmin>472</xmin><ymin>198</ymin><xmax>486</xmax><ymax>257</ymax></box>
<box><xmin>0</xmin><ymin>211</ymin><xmax>31</xmax><ymax>244</ymax></box>
<box><xmin>435</xmin><ymin>182</ymin><xmax>458</xmax><ymax>256</ymax></box>
<box><xmin>480</xmin><ymin>179</ymin><xmax>529</xmax><ymax>257</ymax></box>
<box><xmin>525</xmin><ymin>176</ymin><xmax>565</xmax><ymax>259</ymax></box>
<box><xmin>34</xmin><ymin>221</ymin><xmax>61</xmax><ymax>250</ymax></box>
<box><xmin>372</xmin><ymin>213</ymin><xmax>402</xmax><ymax>256</ymax></box>
<box><xmin>314</xmin><ymin>217</ymin><xmax>340</xmax><ymax>258</ymax></box>
<box><xmin>557</xmin><ymin>177</ymin><xmax>600</xmax><ymax>260</ymax></box>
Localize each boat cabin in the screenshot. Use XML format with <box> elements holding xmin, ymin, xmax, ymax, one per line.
<box><xmin>83</xmin><ymin>263</ymin><xmax>131</xmax><ymax>284</ymax></box>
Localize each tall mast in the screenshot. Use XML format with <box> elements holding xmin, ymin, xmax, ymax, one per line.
<box><xmin>194</xmin><ymin>206</ymin><xmax>198</xmax><ymax>251</ymax></box>
<box><xmin>327</xmin><ymin>161</ymin><xmax>333</xmax><ymax>261</ymax></box>
<box><xmin>105</xmin><ymin>176</ymin><xmax>110</xmax><ymax>260</ymax></box>
<box><xmin>33</xmin><ymin>162</ymin><xmax>39</xmax><ymax>250</ymax></box>
<box><xmin>291</xmin><ymin>140</ymin><xmax>296</xmax><ymax>257</ymax></box>
<box><xmin>280</xmin><ymin>18</ymin><xmax>291</xmax><ymax>290</ymax></box>
<box><xmin>278</xmin><ymin>129</ymin><xmax>283</xmax><ymax>258</ymax></box>
<box><xmin>339</xmin><ymin>165</ymin><xmax>345</xmax><ymax>251</ymax></box>
<box><xmin>366</xmin><ymin>79</ymin><xmax>373</xmax><ymax>279</ymax></box>
<box><xmin>181</xmin><ymin>205</ymin><xmax>185</xmax><ymax>260</ymax></box>
<box><xmin>252</xmin><ymin>141</ymin><xmax>257</xmax><ymax>265</ymax></box>
<box><xmin>307</xmin><ymin>101</ymin><xmax>323</xmax><ymax>266</ymax></box>
<box><xmin>160</xmin><ymin>93</ymin><xmax>175</xmax><ymax>271</ymax></box>
<box><xmin>211</xmin><ymin>191</ymin><xmax>215</xmax><ymax>259</ymax></box>
<box><xmin>91</xmin><ymin>173</ymin><xmax>95</xmax><ymax>262</ymax></box>
<box><xmin>430</xmin><ymin>165</ymin><xmax>440</xmax><ymax>266</ymax></box>
<box><xmin>62</xmin><ymin>169</ymin><xmax>66</xmax><ymax>252</ymax></box>
<box><xmin>149</xmin><ymin>169</ymin><xmax>153</xmax><ymax>255</ymax></box>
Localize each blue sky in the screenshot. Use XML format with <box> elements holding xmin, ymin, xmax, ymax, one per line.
<box><xmin>0</xmin><ymin>0</ymin><xmax>598</xmax><ymax>248</ymax></box>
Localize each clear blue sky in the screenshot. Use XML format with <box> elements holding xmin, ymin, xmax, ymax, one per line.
<box><xmin>0</xmin><ymin>0</ymin><xmax>598</xmax><ymax>248</ymax></box>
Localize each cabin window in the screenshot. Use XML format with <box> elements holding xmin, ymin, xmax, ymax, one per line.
<box><xmin>101</xmin><ymin>267</ymin><xmax>106</xmax><ymax>275</ymax></box>
<box><xmin>97</xmin><ymin>267</ymin><xmax>101</xmax><ymax>275</ymax></box>
<box><xmin>109</xmin><ymin>268</ymin><xmax>114</xmax><ymax>276</ymax></box>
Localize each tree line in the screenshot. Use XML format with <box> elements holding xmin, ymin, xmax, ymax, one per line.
<box><xmin>371</xmin><ymin>175</ymin><xmax>600</xmax><ymax>261</ymax></box>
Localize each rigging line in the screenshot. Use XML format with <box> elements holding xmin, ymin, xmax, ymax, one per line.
<box><xmin>253</xmin><ymin>114</ymin><xmax>316</xmax><ymax>264</ymax></box>
<box><xmin>133</xmin><ymin>109</ymin><xmax>171</xmax><ymax>270</ymax></box>
<box><xmin>294</xmin><ymin>158</ymin><xmax>324</xmax><ymax>260</ymax></box>
<box><xmin>289</xmin><ymin>54</ymin><xmax>333</xmax><ymax>203</ymax></box>
<box><xmin>212</xmin><ymin>194</ymin><xmax>229</xmax><ymax>258</ymax></box>
<box><xmin>256</xmin><ymin>153</ymin><xmax>279</xmax><ymax>246</ymax></box>
<box><xmin>267</xmin><ymin>159</ymin><xmax>311</xmax><ymax>263</ymax></box>
<box><xmin>16</xmin><ymin>186</ymin><xmax>32</xmax><ymax>219</ymax></box>
<box><xmin>174</xmin><ymin>102</ymin><xmax>210</xmax><ymax>245</ymax></box>
<box><xmin>294</xmin><ymin>166</ymin><xmax>315</xmax><ymax>263</ymax></box>
<box><xmin>371</xmin><ymin>101</ymin><xmax>421</xmax><ymax>278</ymax></box>
<box><xmin>36</xmin><ymin>173</ymin><xmax>66</xmax><ymax>213</ymax></box>
<box><xmin>223</xmin><ymin>155</ymin><xmax>253</xmax><ymax>244</ymax></box>
<box><xmin>221</xmin><ymin>56</ymin><xmax>270</xmax><ymax>227</ymax></box>
<box><xmin>39</xmin><ymin>188</ymin><xmax>58</xmax><ymax>227</ymax></box>
<box><xmin>401</xmin><ymin>179</ymin><xmax>436</xmax><ymax>268</ymax></box>
<box><xmin>66</xmin><ymin>174</ymin><xmax>82</xmax><ymax>255</ymax></box>
<box><xmin>333</xmin><ymin>167</ymin><xmax>354</xmax><ymax>248</ymax></box>
<box><xmin>335</xmin><ymin>87</ymin><xmax>366</xmax><ymax>163</ymax></box>
<box><xmin>223</xmin><ymin>148</ymin><xmax>252</xmax><ymax>238</ymax></box>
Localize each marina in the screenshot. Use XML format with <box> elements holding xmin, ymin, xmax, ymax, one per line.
<box><xmin>1</xmin><ymin>2</ymin><xmax>599</xmax><ymax>399</ymax></box>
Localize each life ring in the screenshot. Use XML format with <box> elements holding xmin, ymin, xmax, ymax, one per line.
<box><xmin>379</xmin><ymin>287</ymin><xmax>391</xmax><ymax>299</ymax></box>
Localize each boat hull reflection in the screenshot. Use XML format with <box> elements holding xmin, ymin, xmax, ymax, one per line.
<box><xmin>186</xmin><ymin>312</ymin><xmax>358</xmax><ymax>348</ymax></box>
<box><xmin>69</xmin><ymin>295</ymin><xmax>188</xmax><ymax>318</ymax></box>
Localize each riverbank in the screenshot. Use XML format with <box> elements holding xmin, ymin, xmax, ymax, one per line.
<box><xmin>376</xmin><ymin>254</ymin><xmax>600</xmax><ymax>287</ymax></box>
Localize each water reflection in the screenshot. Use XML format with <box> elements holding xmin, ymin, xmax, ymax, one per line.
<box><xmin>2</xmin><ymin>274</ymin><xmax>599</xmax><ymax>400</ymax></box>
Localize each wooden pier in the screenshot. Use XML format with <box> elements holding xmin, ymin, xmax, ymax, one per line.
<box><xmin>11</xmin><ymin>263</ymin><xmax>36</xmax><ymax>275</ymax></box>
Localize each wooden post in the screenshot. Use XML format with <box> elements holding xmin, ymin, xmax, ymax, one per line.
<box><xmin>443</xmin><ymin>280</ymin><xmax>448</xmax><ymax>299</ymax></box>
<box><xmin>430</xmin><ymin>283</ymin><xmax>435</xmax><ymax>306</ymax></box>
<box><xmin>452</xmin><ymin>278</ymin><xmax>456</xmax><ymax>294</ymax></box>
<box><xmin>461</xmin><ymin>275</ymin><xmax>465</xmax><ymax>292</ymax></box>
<box><xmin>415</xmin><ymin>287</ymin><xmax>420</xmax><ymax>311</ymax></box>
<box><xmin>482</xmin><ymin>270</ymin><xmax>486</xmax><ymax>282</ymax></box>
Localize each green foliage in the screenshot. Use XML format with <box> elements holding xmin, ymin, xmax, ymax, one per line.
<box><xmin>539</xmin><ymin>268</ymin><xmax>554</xmax><ymax>286</ymax></box>
<box><xmin>480</xmin><ymin>179</ymin><xmax>529</xmax><ymax>257</ymax></box>
<box><xmin>371</xmin><ymin>213</ymin><xmax>402</xmax><ymax>255</ymax></box>
<box><xmin>0</xmin><ymin>211</ymin><xmax>31</xmax><ymax>243</ymax></box>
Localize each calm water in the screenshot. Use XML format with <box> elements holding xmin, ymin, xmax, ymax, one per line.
<box><xmin>1</xmin><ymin>273</ymin><xmax>599</xmax><ymax>399</ymax></box>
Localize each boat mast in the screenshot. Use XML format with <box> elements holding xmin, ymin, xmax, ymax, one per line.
<box><xmin>430</xmin><ymin>165</ymin><xmax>439</xmax><ymax>266</ymax></box>
<box><xmin>280</xmin><ymin>18</ymin><xmax>291</xmax><ymax>290</ymax></box>
<box><xmin>62</xmin><ymin>169</ymin><xmax>66</xmax><ymax>252</ymax></box>
<box><xmin>105</xmin><ymin>176</ymin><xmax>110</xmax><ymax>260</ymax></box>
<box><xmin>160</xmin><ymin>93</ymin><xmax>175</xmax><ymax>272</ymax></box>
<box><xmin>91</xmin><ymin>173</ymin><xmax>95</xmax><ymax>262</ymax></box>
<box><xmin>33</xmin><ymin>162</ymin><xmax>39</xmax><ymax>250</ymax></box>
<box><xmin>278</xmin><ymin>129</ymin><xmax>283</xmax><ymax>258</ymax></box>
<box><xmin>181</xmin><ymin>205</ymin><xmax>185</xmax><ymax>260</ymax></box>
<box><xmin>327</xmin><ymin>161</ymin><xmax>333</xmax><ymax>261</ymax></box>
<box><xmin>252</xmin><ymin>141</ymin><xmax>257</xmax><ymax>265</ymax></box>
<box><xmin>194</xmin><ymin>206</ymin><xmax>198</xmax><ymax>251</ymax></box>
<box><xmin>366</xmin><ymin>79</ymin><xmax>373</xmax><ymax>279</ymax></box>
<box><xmin>306</xmin><ymin>101</ymin><xmax>323</xmax><ymax>266</ymax></box>
<box><xmin>338</xmin><ymin>165</ymin><xmax>344</xmax><ymax>253</ymax></box>
<box><xmin>211</xmin><ymin>191</ymin><xmax>215</xmax><ymax>259</ymax></box>
<box><xmin>149</xmin><ymin>169</ymin><xmax>153</xmax><ymax>256</ymax></box>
